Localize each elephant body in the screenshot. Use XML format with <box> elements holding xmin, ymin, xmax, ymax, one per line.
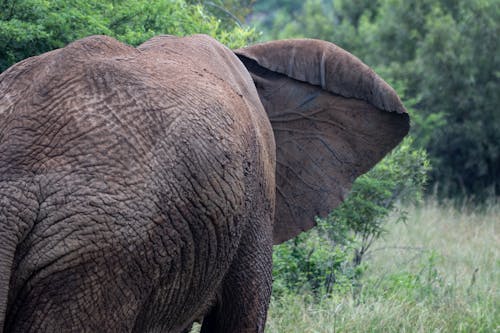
<box><xmin>0</xmin><ymin>35</ymin><xmax>408</xmax><ymax>332</ymax></box>
<box><xmin>0</xmin><ymin>35</ymin><xmax>274</xmax><ymax>332</ymax></box>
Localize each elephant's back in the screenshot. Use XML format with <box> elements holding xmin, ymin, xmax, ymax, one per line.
<box><xmin>0</xmin><ymin>34</ymin><xmax>260</xmax><ymax>237</ymax></box>
<box><xmin>0</xmin><ymin>35</ymin><xmax>273</xmax><ymax>230</ymax></box>
<box><xmin>0</xmin><ymin>35</ymin><xmax>259</xmax><ymax>174</ymax></box>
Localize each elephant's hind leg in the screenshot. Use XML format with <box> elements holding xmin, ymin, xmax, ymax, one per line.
<box><xmin>0</xmin><ymin>242</ymin><xmax>15</xmax><ymax>332</ymax></box>
<box><xmin>0</xmin><ymin>183</ymin><xmax>38</xmax><ymax>332</ymax></box>
<box><xmin>200</xmin><ymin>220</ymin><xmax>273</xmax><ymax>333</ymax></box>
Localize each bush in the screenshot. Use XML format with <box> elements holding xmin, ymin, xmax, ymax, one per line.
<box><xmin>267</xmin><ymin>201</ymin><xmax>499</xmax><ymax>332</ymax></box>
<box><xmin>272</xmin><ymin>137</ymin><xmax>430</xmax><ymax>297</ymax></box>
<box><xmin>0</xmin><ymin>0</ymin><xmax>257</xmax><ymax>72</ymax></box>
<box><xmin>251</xmin><ymin>0</ymin><xmax>500</xmax><ymax>199</ymax></box>
<box><xmin>272</xmin><ymin>228</ymin><xmax>358</xmax><ymax>298</ymax></box>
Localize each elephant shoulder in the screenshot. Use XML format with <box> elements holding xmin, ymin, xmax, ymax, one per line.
<box><xmin>138</xmin><ymin>34</ymin><xmax>255</xmax><ymax>94</ymax></box>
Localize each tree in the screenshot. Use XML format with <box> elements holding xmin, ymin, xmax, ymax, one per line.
<box><xmin>250</xmin><ymin>0</ymin><xmax>499</xmax><ymax>198</ymax></box>
<box><xmin>187</xmin><ymin>0</ymin><xmax>257</xmax><ymax>27</ymax></box>
<box><xmin>413</xmin><ymin>1</ymin><xmax>499</xmax><ymax>197</ymax></box>
<box><xmin>0</xmin><ymin>0</ymin><xmax>257</xmax><ymax>72</ymax></box>
<box><xmin>252</xmin><ymin>0</ymin><xmax>434</xmax><ymax>295</ymax></box>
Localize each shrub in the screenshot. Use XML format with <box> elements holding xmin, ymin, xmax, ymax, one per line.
<box><xmin>272</xmin><ymin>137</ymin><xmax>430</xmax><ymax>297</ymax></box>
<box><xmin>0</xmin><ymin>0</ymin><xmax>257</xmax><ymax>72</ymax></box>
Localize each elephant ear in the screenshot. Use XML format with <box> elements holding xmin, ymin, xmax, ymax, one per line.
<box><xmin>235</xmin><ymin>39</ymin><xmax>409</xmax><ymax>244</ymax></box>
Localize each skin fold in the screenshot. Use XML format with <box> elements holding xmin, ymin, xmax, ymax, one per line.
<box><xmin>0</xmin><ymin>35</ymin><xmax>408</xmax><ymax>332</ymax></box>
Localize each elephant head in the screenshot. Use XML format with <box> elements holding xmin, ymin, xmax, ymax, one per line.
<box><xmin>234</xmin><ymin>39</ymin><xmax>409</xmax><ymax>244</ymax></box>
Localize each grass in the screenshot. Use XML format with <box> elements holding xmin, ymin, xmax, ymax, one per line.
<box><xmin>266</xmin><ymin>199</ymin><xmax>499</xmax><ymax>332</ymax></box>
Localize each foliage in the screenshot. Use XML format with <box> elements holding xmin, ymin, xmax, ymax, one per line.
<box><xmin>0</xmin><ymin>0</ymin><xmax>257</xmax><ymax>72</ymax></box>
<box><xmin>255</xmin><ymin>0</ymin><xmax>435</xmax><ymax>296</ymax></box>
<box><xmin>251</xmin><ymin>0</ymin><xmax>500</xmax><ymax>199</ymax></box>
<box><xmin>267</xmin><ymin>201</ymin><xmax>500</xmax><ymax>332</ymax></box>
<box><xmin>187</xmin><ymin>0</ymin><xmax>256</xmax><ymax>28</ymax></box>
<box><xmin>272</xmin><ymin>228</ymin><xmax>359</xmax><ymax>298</ymax></box>
<box><xmin>251</xmin><ymin>0</ymin><xmax>303</xmax><ymax>32</ymax></box>
<box><xmin>326</xmin><ymin>137</ymin><xmax>430</xmax><ymax>262</ymax></box>
<box><xmin>361</xmin><ymin>0</ymin><xmax>500</xmax><ymax>199</ymax></box>
<box><xmin>413</xmin><ymin>1</ymin><xmax>500</xmax><ymax>198</ymax></box>
<box><xmin>272</xmin><ymin>137</ymin><xmax>430</xmax><ymax>297</ymax></box>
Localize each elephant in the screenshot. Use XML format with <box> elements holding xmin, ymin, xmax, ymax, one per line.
<box><xmin>0</xmin><ymin>34</ymin><xmax>408</xmax><ymax>332</ymax></box>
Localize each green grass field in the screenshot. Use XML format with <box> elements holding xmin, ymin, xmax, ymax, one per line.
<box><xmin>266</xmin><ymin>200</ymin><xmax>499</xmax><ymax>332</ymax></box>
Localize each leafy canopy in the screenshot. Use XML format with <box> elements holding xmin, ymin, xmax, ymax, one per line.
<box><xmin>0</xmin><ymin>0</ymin><xmax>257</xmax><ymax>72</ymax></box>
<box><xmin>252</xmin><ymin>0</ymin><xmax>499</xmax><ymax>198</ymax></box>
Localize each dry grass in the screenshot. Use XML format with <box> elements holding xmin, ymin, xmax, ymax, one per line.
<box><xmin>266</xmin><ymin>199</ymin><xmax>499</xmax><ymax>332</ymax></box>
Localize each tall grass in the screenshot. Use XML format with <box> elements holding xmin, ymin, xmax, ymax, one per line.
<box><xmin>266</xmin><ymin>199</ymin><xmax>499</xmax><ymax>332</ymax></box>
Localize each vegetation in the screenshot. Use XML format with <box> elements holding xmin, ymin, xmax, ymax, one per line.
<box><xmin>0</xmin><ymin>0</ymin><xmax>257</xmax><ymax>72</ymax></box>
<box><xmin>249</xmin><ymin>2</ymin><xmax>498</xmax><ymax>330</ymax></box>
<box><xmin>1</xmin><ymin>0</ymin><xmax>498</xmax><ymax>331</ymax></box>
<box><xmin>252</xmin><ymin>0</ymin><xmax>500</xmax><ymax>199</ymax></box>
<box><xmin>272</xmin><ymin>138</ymin><xmax>430</xmax><ymax>297</ymax></box>
<box><xmin>187</xmin><ymin>0</ymin><xmax>256</xmax><ymax>27</ymax></box>
<box><xmin>267</xmin><ymin>200</ymin><xmax>499</xmax><ymax>332</ymax></box>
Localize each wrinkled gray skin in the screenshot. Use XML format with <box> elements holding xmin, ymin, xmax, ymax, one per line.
<box><xmin>0</xmin><ymin>35</ymin><xmax>409</xmax><ymax>332</ymax></box>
